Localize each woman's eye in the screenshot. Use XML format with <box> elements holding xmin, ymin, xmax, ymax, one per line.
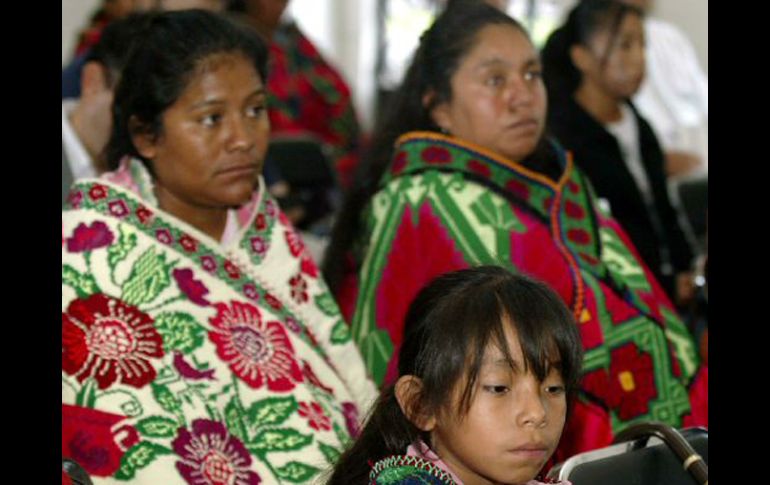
<box><xmin>246</xmin><ymin>105</ymin><xmax>265</xmax><ymax>118</ymax></box>
<box><xmin>484</xmin><ymin>385</ymin><xmax>510</xmax><ymax>395</ymax></box>
<box><xmin>201</xmin><ymin>114</ymin><xmax>222</xmax><ymax>127</ymax></box>
<box><xmin>524</xmin><ymin>69</ymin><xmax>542</xmax><ymax>81</ymax></box>
<box><xmin>485</xmin><ymin>75</ymin><xmax>505</xmax><ymax>87</ymax></box>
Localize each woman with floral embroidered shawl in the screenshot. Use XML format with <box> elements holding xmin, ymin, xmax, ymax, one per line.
<box><xmin>322</xmin><ymin>2</ymin><xmax>707</xmax><ymax>467</ymax></box>
<box><xmin>61</xmin><ymin>10</ymin><xmax>375</xmax><ymax>483</ymax></box>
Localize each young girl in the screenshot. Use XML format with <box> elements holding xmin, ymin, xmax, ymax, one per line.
<box><xmin>329</xmin><ymin>266</ymin><xmax>583</xmax><ymax>484</ymax></box>
<box><xmin>541</xmin><ymin>0</ymin><xmax>694</xmax><ymax>305</ymax></box>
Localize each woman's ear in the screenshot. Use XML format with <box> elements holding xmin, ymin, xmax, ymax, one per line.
<box><xmin>129</xmin><ymin>115</ymin><xmax>158</xmax><ymax>160</ymax></box>
<box><xmin>422</xmin><ymin>90</ymin><xmax>451</xmax><ymax>134</ymax></box>
<box><xmin>570</xmin><ymin>44</ymin><xmax>594</xmax><ymax>74</ymax></box>
<box><xmin>395</xmin><ymin>375</ymin><xmax>436</xmax><ymax>432</ymax></box>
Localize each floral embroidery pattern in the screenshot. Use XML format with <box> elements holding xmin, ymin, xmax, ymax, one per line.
<box><xmin>173</xmin><ymin>419</ymin><xmax>261</xmax><ymax>485</ymax></box>
<box><xmin>62</xmin><ymin>293</ymin><xmax>164</xmax><ymax>389</ymax></box>
<box><xmin>208</xmin><ymin>301</ymin><xmax>303</xmax><ymax>391</ymax></box>
<box><xmin>289</xmin><ymin>273</ymin><xmax>309</xmax><ymax>304</ymax></box>
<box><xmin>297</xmin><ymin>402</ymin><xmax>332</xmax><ymax>431</ymax></box>
<box><xmin>173</xmin><ymin>268</ymin><xmax>211</xmax><ymax>306</ymax></box>
<box><xmin>66</xmin><ymin>221</ymin><xmax>115</xmax><ymax>253</ymax></box>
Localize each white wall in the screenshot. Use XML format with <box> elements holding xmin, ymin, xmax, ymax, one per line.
<box><xmin>63</xmin><ymin>0</ymin><xmax>101</xmax><ymax>66</ymax></box>
<box><xmin>651</xmin><ymin>0</ymin><xmax>708</xmax><ymax>73</ymax></box>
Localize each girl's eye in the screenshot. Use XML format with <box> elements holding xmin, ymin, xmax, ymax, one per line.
<box><xmin>483</xmin><ymin>385</ymin><xmax>510</xmax><ymax>395</ymax></box>
<box><xmin>201</xmin><ymin>114</ymin><xmax>222</xmax><ymax>127</ymax></box>
<box><xmin>545</xmin><ymin>385</ymin><xmax>565</xmax><ymax>395</ymax></box>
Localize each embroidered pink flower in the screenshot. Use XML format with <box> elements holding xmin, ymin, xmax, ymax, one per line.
<box><xmin>201</xmin><ymin>255</ymin><xmax>218</xmax><ymax>273</ymax></box>
<box><xmin>66</xmin><ymin>221</ymin><xmax>115</xmax><ymax>253</ymax></box>
<box><xmin>289</xmin><ymin>274</ymin><xmax>309</xmax><ymax>303</ymax></box>
<box><xmin>264</xmin><ymin>199</ymin><xmax>277</xmax><ymax>217</ymax></box>
<box><xmin>208</xmin><ymin>300</ymin><xmax>303</xmax><ymax>391</ymax></box>
<box><xmin>69</xmin><ymin>190</ymin><xmax>84</xmax><ymax>209</ymax></box>
<box><xmin>108</xmin><ymin>199</ymin><xmax>129</xmax><ymax>218</ymax></box>
<box><xmin>156</xmin><ymin>228</ymin><xmax>173</xmax><ymax>245</ymax></box>
<box><xmin>341</xmin><ymin>402</ymin><xmax>361</xmax><ymax>438</ymax></box>
<box><xmin>62</xmin><ymin>293</ymin><xmax>164</xmax><ymax>389</ymax></box>
<box><xmin>242</xmin><ymin>283</ymin><xmax>260</xmax><ymax>302</ymax></box>
<box><xmin>284</xmin><ymin>316</ymin><xmax>301</xmax><ymax>334</ymax></box>
<box><xmin>62</xmin><ymin>404</ymin><xmax>140</xmax><ymax>477</ymax></box>
<box><xmin>173</xmin><ymin>268</ymin><xmax>210</xmax><ymax>306</ymax></box>
<box><xmin>173</xmin><ymin>419</ymin><xmax>261</xmax><ymax>485</ymax></box>
<box><xmin>298</xmin><ymin>402</ymin><xmax>332</xmax><ymax>431</ymax></box>
<box><xmin>88</xmin><ymin>184</ymin><xmax>108</xmax><ymax>201</ymax></box>
<box><xmin>135</xmin><ymin>205</ymin><xmax>153</xmax><ymax>224</ymax></box>
<box><xmin>179</xmin><ymin>234</ymin><xmax>198</xmax><ymax>253</ymax></box>
<box><xmin>250</xmin><ymin>237</ymin><xmax>268</xmax><ymax>256</ymax></box>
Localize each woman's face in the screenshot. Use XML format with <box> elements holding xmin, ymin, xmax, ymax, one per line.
<box><xmin>430</xmin><ymin>24</ymin><xmax>547</xmax><ymax>163</ymax></box>
<box><xmin>136</xmin><ymin>53</ymin><xmax>269</xmax><ymax>211</ymax></box>
<box><xmin>581</xmin><ymin>13</ymin><xmax>646</xmax><ymax>99</ymax></box>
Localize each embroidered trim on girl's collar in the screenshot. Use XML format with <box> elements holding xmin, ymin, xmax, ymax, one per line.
<box><xmin>370</xmin><ymin>454</ymin><xmax>459</xmax><ymax>484</ymax></box>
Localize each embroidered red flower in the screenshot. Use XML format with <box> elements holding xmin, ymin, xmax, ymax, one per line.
<box><xmin>208</xmin><ymin>300</ymin><xmax>303</xmax><ymax>391</ymax></box>
<box><xmin>567</xmin><ymin>228</ymin><xmax>591</xmax><ymax>245</ymax></box>
<box><xmin>505</xmin><ymin>178</ymin><xmax>531</xmax><ymax>200</ymax></box>
<box><xmin>66</xmin><ymin>221</ymin><xmax>115</xmax><ymax>253</ymax></box>
<box><xmin>466</xmin><ymin>159</ymin><xmax>491</xmax><ymax>178</ymax></box>
<box><xmin>173</xmin><ymin>419</ymin><xmax>261</xmax><ymax>485</ymax></box>
<box><xmin>224</xmin><ymin>260</ymin><xmax>241</xmax><ymax>280</ymax></box>
<box><xmin>62</xmin><ymin>404</ymin><xmax>140</xmax><ymax>477</ymax></box>
<box><xmin>420</xmin><ymin>146</ymin><xmax>451</xmax><ymax>164</ymax></box>
<box><xmin>178</xmin><ymin>234</ymin><xmax>198</xmax><ymax>253</ymax></box>
<box><xmin>608</xmin><ymin>343</ymin><xmax>657</xmax><ymax>420</ymax></box>
<box><xmin>298</xmin><ymin>402</ymin><xmax>332</xmax><ymax>431</ymax></box>
<box><xmin>254</xmin><ymin>213</ymin><xmax>267</xmax><ymax>231</ymax></box>
<box><xmin>172</xmin><ymin>268</ymin><xmax>210</xmax><ymax>306</ymax></box>
<box><xmin>289</xmin><ymin>273</ymin><xmax>309</xmax><ymax>303</ymax></box>
<box><xmin>300</xmin><ymin>253</ymin><xmax>319</xmax><ymax>278</ymax></box>
<box><xmin>265</xmin><ymin>293</ymin><xmax>282</xmax><ymax>311</ymax></box>
<box><xmin>284</xmin><ymin>316</ymin><xmax>301</xmax><ymax>334</ymax></box>
<box><xmin>391</xmin><ymin>151</ymin><xmax>408</xmax><ymax>175</ymax></box>
<box><xmin>565</xmin><ymin>200</ymin><xmax>586</xmax><ymax>220</ymax></box>
<box><xmin>69</xmin><ymin>190</ymin><xmax>84</xmax><ymax>209</ymax></box>
<box><xmin>62</xmin><ymin>294</ymin><xmax>164</xmax><ymax>390</ymax></box>
<box><xmin>135</xmin><ymin>205</ymin><xmax>153</xmax><ymax>224</ymax></box>
<box><xmin>88</xmin><ymin>184</ymin><xmax>108</xmax><ymax>201</ymax></box>
<box><xmin>285</xmin><ymin>230</ymin><xmax>304</xmax><ymax>258</ymax></box>
<box><xmin>301</xmin><ymin>360</ymin><xmax>334</xmax><ymax>395</ymax></box>
<box><xmin>250</xmin><ymin>236</ymin><xmax>268</xmax><ymax>256</ymax></box>
<box><xmin>108</xmin><ymin>199</ymin><xmax>129</xmax><ymax>218</ymax></box>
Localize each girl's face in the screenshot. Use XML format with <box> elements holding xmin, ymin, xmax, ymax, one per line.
<box><xmin>135</xmin><ymin>53</ymin><xmax>269</xmax><ymax>211</ymax></box>
<box><xmin>580</xmin><ymin>12</ymin><xmax>646</xmax><ymax>99</ymax></box>
<box><xmin>429</xmin><ymin>322</ymin><xmax>567</xmax><ymax>485</ymax></box>
<box><xmin>430</xmin><ymin>24</ymin><xmax>547</xmax><ymax>163</ymax></box>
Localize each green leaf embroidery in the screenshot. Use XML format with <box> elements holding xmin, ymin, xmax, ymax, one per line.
<box><xmin>318</xmin><ymin>441</ymin><xmax>341</xmax><ymax>464</ymax></box>
<box><xmin>247</xmin><ymin>428</ymin><xmax>313</xmax><ymax>455</ymax></box>
<box><xmin>114</xmin><ymin>442</ymin><xmax>173</xmax><ymax>480</ymax></box>
<box><xmin>154</xmin><ymin>312</ymin><xmax>206</xmax><ymax>354</ymax></box>
<box><xmin>62</xmin><ymin>264</ymin><xmax>100</xmax><ymax>298</ymax></box>
<box><xmin>314</xmin><ymin>292</ymin><xmax>338</xmax><ymax>317</ymax></box>
<box><xmin>108</xmin><ymin>224</ymin><xmax>138</xmax><ymax>270</ymax></box>
<box><xmin>121</xmin><ymin>247</ymin><xmax>174</xmax><ymax>306</ymax></box>
<box><xmin>274</xmin><ymin>461</ymin><xmax>321</xmax><ymax>483</ymax></box>
<box><xmin>246</xmin><ymin>396</ymin><xmax>298</xmax><ymax>428</ymax></box>
<box><xmin>135</xmin><ymin>416</ymin><xmax>179</xmax><ymax>438</ymax></box>
<box><xmin>74</xmin><ymin>378</ymin><xmax>97</xmax><ymax>408</ymax></box>
<box><xmin>330</xmin><ymin>320</ymin><xmax>352</xmax><ymax>344</ymax></box>
<box><xmin>224</xmin><ymin>397</ymin><xmax>248</xmax><ymax>442</ymax></box>
<box><xmin>151</xmin><ymin>382</ymin><xmax>182</xmax><ymax>414</ymax></box>
<box><xmin>470</xmin><ymin>192</ymin><xmax>526</xmax><ymax>233</ymax></box>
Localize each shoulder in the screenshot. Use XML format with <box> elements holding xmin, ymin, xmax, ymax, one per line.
<box><xmin>370</xmin><ymin>455</ymin><xmax>458</xmax><ymax>485</ymax></box>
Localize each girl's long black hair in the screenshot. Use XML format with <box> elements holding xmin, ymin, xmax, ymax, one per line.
<box><xmin>327</xmin><ymin>266</ymin><xmax>583</xmax><ymax>484</ymax></box>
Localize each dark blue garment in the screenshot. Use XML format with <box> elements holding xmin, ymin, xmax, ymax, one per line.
<box><xmin>62</xmin><ymin>51</ymin><xmax>88</xmax><ymax>99</ymax></box>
